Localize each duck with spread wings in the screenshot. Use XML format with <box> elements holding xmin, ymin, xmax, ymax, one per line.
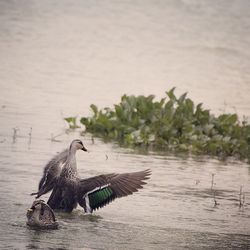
<box><xmin>31</xmin><ymin>139</ymin><xmax>151</xmax><ymax>213</ymax></box>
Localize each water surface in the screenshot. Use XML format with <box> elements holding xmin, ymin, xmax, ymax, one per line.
<box><xmin>0</xmin><ymin>0</ymin><xmax>250</xmax><ymax>249</ymax></box>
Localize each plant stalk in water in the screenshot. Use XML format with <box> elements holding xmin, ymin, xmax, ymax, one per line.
<box><xmin>239</xmin><ymin>186</ymin><xmax>245</xmax><ymax>208</ymax></box>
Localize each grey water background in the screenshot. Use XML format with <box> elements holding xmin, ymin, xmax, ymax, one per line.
<box><xmin>0</xmin><ymin>0</ymin><xmax>250</xmax><ymax>249</ymax></box>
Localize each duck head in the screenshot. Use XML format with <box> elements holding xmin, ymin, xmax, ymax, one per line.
<box><xmin>26</xmin><ymin>200</ymin><xmax>58</xmax><ymax>229</ymax></box>
<box><xmin>70</xmin><ymin>139</ymin><xmax>88</xmax><ymax>152</ymax></box>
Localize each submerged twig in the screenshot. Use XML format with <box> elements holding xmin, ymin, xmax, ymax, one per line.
<box><xmin>211</xmin><ymin>173</ymin><xmax>215</xmax><ymax>190</ymax></box>
<box><xmin>28</xmin><ymin>127</ymin><xmax>32</xmax><ymax>146</ymax></box>
<box><xmin>50</xmin><ymin>132</ymin><xmax>64</xmax><ymax>142</ymax></box>
<box><xmin>213</xmin><ymin>190</ymin><xmax>219</xmax><ymax>207</ymax></box>
<box><xmin>12</xmin><ymin>127</ymin><xmax>19</xmax><ymax>143</ymax></box>
<box><xmin>239</xmin><ymin>186</ymin><xmax>245</xmax><ymax>208</ymax></box>
<box><xmin>210</xmin><ymin>173</ymin><xmax>219</xmax><ymax>207</ymax></box>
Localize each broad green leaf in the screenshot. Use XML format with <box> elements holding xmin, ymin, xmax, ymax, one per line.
<box><xmin>66</xmin><ymin>88</ymin><xmax>250</xmax><ymax>163</ymax></box>
<box><xmin>166</xmin><ymin>87</ymin><xmax>176</xmax><ymax>101</ymax></box>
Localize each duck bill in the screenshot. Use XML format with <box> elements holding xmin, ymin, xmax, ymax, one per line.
<box><xmin>27</xmin><ymin>205</ymin><xmax>35</xmax><ymax>212</ymax></box>
<box><xmin>82</xmin><ymin>146</ymin><xmax>88</xmax><ymax>152</ymax></box>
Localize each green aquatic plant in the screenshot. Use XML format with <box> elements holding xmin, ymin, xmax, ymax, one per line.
<box><xmin>65</xmin><ymin>88</ymin><xmax>250</xmax><ymax>162</ymax></box>
<box><xmin>64</xmin><ymin>116</ymin><xmax>80</xmax><ymax>129</ymax></box>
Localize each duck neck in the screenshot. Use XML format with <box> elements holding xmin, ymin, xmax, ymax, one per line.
<box><xmin>67</xmin><ymin>147</ymin><xmax>77</xmax><ymax>162</ymax></box>
<box><xmin>63</xmin><ymin>147</ymin><xmax>78</xmax><ymax>177</ymax></box>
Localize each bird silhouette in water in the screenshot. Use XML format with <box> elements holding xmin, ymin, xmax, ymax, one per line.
<box><xmin>31</xmin><ymin>139</ymin><xmax>151</xmax><ymax>213</ymax></box>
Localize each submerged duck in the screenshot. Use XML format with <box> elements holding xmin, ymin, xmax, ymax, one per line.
<box><xmin>26</xmin><ymin>200</ymin><xmax>58</xmax><ymax>229</ymax></box>
<box><xmin>32</xmin><ymin>139</ymin><xmax>151</xmax><ymax>213</ymax></box>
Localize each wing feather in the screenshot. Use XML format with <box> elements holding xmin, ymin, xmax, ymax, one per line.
<box><xmin>31</xmin><ymin>149</ymin><xmax>68</xmax><ymax>198</ymax></box>
<box><xmin>77</xmin><ymin>169</ymin><xmax>151</xmax><ymax>213</ymax></box>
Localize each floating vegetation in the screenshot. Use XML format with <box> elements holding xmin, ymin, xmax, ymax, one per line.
<box><xmin>65</xmin><ymin>88</ymin><xmax>250</xmax><ymax>162</ymax></box>
<box><xmin>64</xmin><ymin>116</ymin><xmax>80</xmax><ymax>129</ymax></box>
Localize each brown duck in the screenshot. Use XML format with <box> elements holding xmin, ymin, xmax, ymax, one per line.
<box><xmin>31</xmin><ymin>139</ymin><xmax>151</xmax><ymax>213</ymax></box>
<box><xmin>26</xmin><ymin>200</ymin><xmax>58</xmax><ymax>229</ymax></box>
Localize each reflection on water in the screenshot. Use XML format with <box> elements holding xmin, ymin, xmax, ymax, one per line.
<box><xmin>0</xmin><ymin>0</ymin><xmax>250</xmax><ymax>249</ymax></box>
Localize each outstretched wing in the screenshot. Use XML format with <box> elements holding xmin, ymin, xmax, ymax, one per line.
<box><xmin>31</xmin><ymin>149</ymin><xmax>68</xmax><ymax>198</ymax></box>
<box><xmin>77</xmin><ymin>169</ymin><xmax>151</xmax><ymax>213</ymax></box>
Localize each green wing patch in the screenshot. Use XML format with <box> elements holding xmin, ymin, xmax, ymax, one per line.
<box><xmin>88</xmin><ymin>186</ymin><xmax>114</xmax><ymax>210</ymax></box>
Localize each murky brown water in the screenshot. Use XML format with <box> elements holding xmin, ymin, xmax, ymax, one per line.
<box><xmin>0</xmin><ymin>0</ymin><xmax>250</xmax><ymax>249</ymax></box>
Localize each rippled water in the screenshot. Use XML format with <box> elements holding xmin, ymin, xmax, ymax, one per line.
<box><xmin>0</xmin><ymin>0</ymin><xmax>250</xmax><ymax>249</ymax></box>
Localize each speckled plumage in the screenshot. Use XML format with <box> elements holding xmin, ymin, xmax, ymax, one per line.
<box><xmin>31</xmin><ymin>149</ymin><xmax>68</xmax><ymax>198</ymax></box>
<box><xmin>33</xmin><ymin>139</ymin><xmax>151</xmax><ymax>213</ymax></box>
<box><xmin>26</xmin><ymin>200</ymin><xmax>58</xmax><ymax>229</ymax></box>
